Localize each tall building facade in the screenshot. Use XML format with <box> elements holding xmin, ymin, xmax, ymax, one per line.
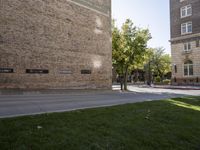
<box><xmin>0</xmin><ymin>0</ymin><xmax>112</xmax><ymax>89</ymax></box>
<box><xmin>170</xmin><ymin>0</ymin><xmax>200</xmax><ymax>85</ymax></box>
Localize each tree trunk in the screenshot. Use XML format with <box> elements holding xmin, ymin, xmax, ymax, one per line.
<box><xmin>136</xmin><ymin>69</ymin><xmax>139</xmax><ymax>83</ymax></box>
<box><xmin>161</xmin><ymin>73</ymin><xmax>164</xmax><ymax>83</ymax></box>
<box><xmin>124</xmin><ymin>66</ymin><xmax>129</xmax><ymax>91</ymax></box>
<box><xmin>158</xmin><ymin>69</ymin><xmax>163</xmax><ymax>83</ymax></box>
<box><xmin>120</xmin><ymin>75</ymin><xmax>124</xmax><ymax>90</ymax></box>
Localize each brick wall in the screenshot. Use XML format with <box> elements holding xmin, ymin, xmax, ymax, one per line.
<box><xmin>170</xmin><ymin>0</ymin><xmax>200</xmax><ymax>39</ymax></box>
<box><xmin>0</xmin><ymin>0</ymin><xmax>112</xmax><ymax>89</ymax></box>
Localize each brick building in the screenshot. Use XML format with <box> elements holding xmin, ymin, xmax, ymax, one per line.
<box><xmin>0</xmin><ymin>0</ymin><xmax>112</xmax><ymax>89</ymax></box>
<box><xmin>170</xmin><ymin>0</ymin><xmax>200</xmax><ymax>85</ymax></box>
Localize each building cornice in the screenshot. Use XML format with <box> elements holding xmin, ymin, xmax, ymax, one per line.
<box><xmin>170</xmin><ymin>33</ymin><xmax>200</xmax><ymax>43</ymax></box>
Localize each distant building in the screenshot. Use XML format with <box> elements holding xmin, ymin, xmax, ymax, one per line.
<box><xmin>170</xmin><ymin>0</ymin><xmax>200</xmax><ymax>85</ymax></box>
<box><xmin>0</xmin><ymin>0</ymin><xmax>112</xmax><ymax>89</ymax></box>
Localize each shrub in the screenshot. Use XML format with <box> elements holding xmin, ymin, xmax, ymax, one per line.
<box><xmin>163</xmin><ymin>79</ymin><xmax>171</xmax><ymax>85</ymax></box>
<box><xmin>155</xmin><ymin>76</ymin><xmax>161</xmax><ymax>83</ymax></box>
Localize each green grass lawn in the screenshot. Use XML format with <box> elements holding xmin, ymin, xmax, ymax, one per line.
<box><xmin>0</xmin><ymin>97</ymin><xmax>200</xmax><ymax>150</ymax></box>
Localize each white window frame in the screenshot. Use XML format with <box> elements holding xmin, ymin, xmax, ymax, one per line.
<box><xmin>183</xmin><ymin>42</ymin><xmax>191</xmax><ymax>52</ymax></box>
<box><xmin>181</xmin><ymin>5</ymin><xmax>192</xmax><ymax>18</ymax></box>
<box><xmin>184</xmin><ymin>63</ymin><xmax>193</xmax><ymax>77</ymax></box>
<box><xmin>181</xmin><ymin>22</ymin><xmax>192</xmax><ymax>35</ymax></box>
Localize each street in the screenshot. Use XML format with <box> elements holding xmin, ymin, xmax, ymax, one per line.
<box><xmin>0</xmin><ymin>85</ymin><xmax>199</xmax><ymax>118</ymax></box>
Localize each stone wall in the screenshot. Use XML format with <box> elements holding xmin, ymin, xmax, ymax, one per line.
<box><xmin>170</xmin><ymin>0</ymin><xmax>200</xmax><ymax>86</ymax></box>
<box><xmin>171</xmin><ymin>40</ymin><xmax>200</xmax><ymax>85</ymax></box>
<box><xmin>0</xmin><ymin>0</ymin><xmax>112</xmax><ymax>89</ymax></box>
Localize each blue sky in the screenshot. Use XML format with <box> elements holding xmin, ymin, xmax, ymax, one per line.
<box><xmin>112</xmin><ymin>0</ymin><xmax>171</xmax><ymax>54</ymax></box>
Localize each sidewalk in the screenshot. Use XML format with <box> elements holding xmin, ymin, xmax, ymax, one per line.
<box><xmin>113</xmin><ymin>83</ymin><xmax>200</xmax><ymax>90</ymax></box>
<box><xmin>0</xmin><ymin>84</ymin><xmax>199</xmax><ymax>96</ymax></box>
<box><xmin>152</xmin><ymin>85</ymin><xmax>200</xmax><ymax>90</ymax></box>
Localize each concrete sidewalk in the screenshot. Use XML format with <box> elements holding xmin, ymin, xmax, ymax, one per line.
<box><xmin>152</xmin><ymin>85</ymin><xmax>200</xmax><ymax>90</ymax></box>
<box><xmin>0</xmin><ymin>84</ymin><xmax>199</xmax><ymax>96</ymax></box>
<box><xmin>114</xmin><ymin>83</ymin><xmax>200</xmax><ymax>90</ymax></box>
<box><xmin>113</xmin><ymin>83</ymin><xmax>200</xmax><ymax>90</ymax></box>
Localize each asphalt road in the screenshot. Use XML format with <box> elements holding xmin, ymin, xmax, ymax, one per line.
<box><xmin>0</xmin><ymin>86</ymin><xmax>199</xmax><ymax>118</ymax></box>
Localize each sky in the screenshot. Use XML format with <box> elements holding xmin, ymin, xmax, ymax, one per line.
<box><xmin>112</xmin><ymin>0</ymin><xmax>171</xmax><ymax>54</ymax></box>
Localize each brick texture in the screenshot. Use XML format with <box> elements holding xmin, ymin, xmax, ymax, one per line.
<box><xmin>170</xmin><ymin>0</ymin><xmax>200</xmax><ymax>39</ymax></box>
<box><xmin>0</xmin><ymin>0</ymin><xmax>112</xmax><ymax>89</ymax></box>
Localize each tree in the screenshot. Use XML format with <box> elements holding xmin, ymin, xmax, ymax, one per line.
<box><xmin>143</xmin><ymin>48</ymin><xmax>154</xmax><ymax>84</ymax></box>
<box><xmin>145</xmin><ymin>48</ymin><xmax>171</xmax><ymax>83</ymax></box>
<box><xmin>112</xmin><ymin>19</ymin><xmax>151</xmax><ymax>90</ymax></box>
<box><xmin>152</xmin><ymin>48</ymin><xmax>171</xmax><ymax>81</ymax></box>
<box><xmin>112</xmin><ymin>20</ymin><xmax>123</xmax><ymax>75</ymax></box>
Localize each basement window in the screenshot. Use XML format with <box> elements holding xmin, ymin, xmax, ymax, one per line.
<box><xmin>81</xmin><ymin>70</ymin><xmax>92</xmax><ymax>74</ymax></box>
<box><xmin>0</xmin><ymin>68</ymin><xmax>14</xmax><ymax>73</ymax></box>
<box><xmin>26</xmin><ymin>69</ymin><xmax>49</xmax><ymax>74</ymax></box>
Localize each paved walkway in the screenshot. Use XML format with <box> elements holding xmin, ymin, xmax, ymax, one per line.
<box><xmin>152</xmin><ymin>85</ymin><xmax>200</xmax><ymax>90</ymax></box>
<box><xmin>113</xmin><ymin>83</ymin><xmax>200</xmax><ymax>90</ymax></box>
<box><xmin>0</xmin><ymin>86</ymin><xmax>199</xmax><ymax>118</ymax></box>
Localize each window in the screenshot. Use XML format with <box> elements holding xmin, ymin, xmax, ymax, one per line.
<box><xmin>81</xmin><ymin>70</ymin><xmax>92</xmax><ymax>74</ymax></box>
<box><xmin>181</xmin><ymin>5</ymin><xmax>192</xmax><ymax>18</ymax></box>
<box><xmin>196</xmin><ymin>40</ymin><xmax>200</xmax><ymax>47</ymax></box>
<box><xmin>0</xmin><ymin>68</ymin><xmax>14</xmax><ymax>73</ymax></box>
<box><xmin>26</xmin><ymin>69</ymin><xmax>49</xmax><ymax>74</ymax></box>
<box><xmin>184</xmin><ymin>60</ymin><xmax>193</xmax><ymax>76</ymax></box>
<box><xmin>181</xmin><ymin>22</ymin><xmax>192</xmax><ymax>35</ymax></box>
<box><xmin>174</xmin><ymin>77</ymin><xmax>177</xmax><ymax>83</ymax></box>
<box><xmin>174</xmin><ymin>65</ymin><xmax>177</xmax><ymax>73</ymax></box>
<box><xmin>183</xmin><ymin>42</ymin><xmax>191</xmax><ymax>52</ymax></box>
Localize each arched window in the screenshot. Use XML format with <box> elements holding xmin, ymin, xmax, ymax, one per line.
<box><xmin>184</xmin><ymin>60</ymin><xmax>193</xmax><ymax>76</ymax></box>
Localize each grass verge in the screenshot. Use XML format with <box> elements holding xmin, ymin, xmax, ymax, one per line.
<box><xmin>0</xmin><ymin>97</ymin><xmax>200</xmax><ymax>150</ymax></box>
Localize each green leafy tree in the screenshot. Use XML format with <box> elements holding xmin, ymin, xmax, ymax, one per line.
<box><xmin>152</xmin><ymin>47</ymin><xmax>171</xmax><ymax>81</ymax></box>
<box><xmin>112</xmin><ymin>19</ymin><xmax>151</xmax><ymax>90</ymax></box>
<box><xmin>112</xmin><ymin>20</ymin><xmax>124</xmax><ymax>75</ymax></box>
<box><xmin>145</xmin><ymin>48</ymin><xmax>171</xmax><ymax>83</ymax></box>
<box><xmin>143</xmin><ymin>48</ymin><xmax>154</xmax><ymax>83</ymax></box>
